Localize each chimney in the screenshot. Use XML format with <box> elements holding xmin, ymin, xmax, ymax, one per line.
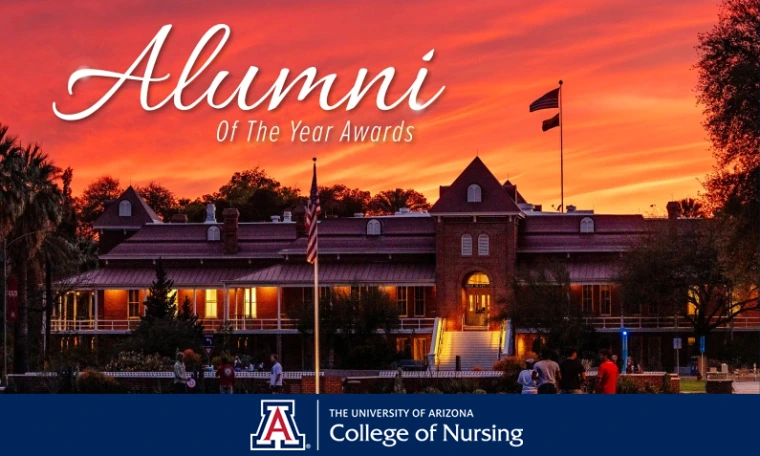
<box><xmin>503</xmin><ymin>181</ymin><xmax>517</xmax><ymax>201</ymax></box>
<box><xmin>205</xmin><ymin>203</ymin><xmax>217</xmax><ymax>223</ymax></box>
<box><xmin>271</xmin><ymin>215</ymin><xmax>281</xmax><ymax>223</ymax></box>
<box><xmin>666</xmin><ymin>201</ymin><xmax>681</xmax><ymax>221</ymax></box>
<box><xmin>533</xmin><ymin>204</ymin><xmax>542</xmax><ymax>212</ymax></box>
<box><xmin>283</xmin><ymin>211</ymin><xmax>292</xmax><ymax>223</ymax></box>
<box><xmin>567</xmin><ymin>205</ymin><xmax>576</xmax><ymax>213</ymax></box>
<box><xmin>171</xmin><ymin>214</ymin><xmax>189</xmax><ymax>223</ymax></box>
<box><xmin>222</xmin><ymin>208</ymin><xmax>239</xmax><ymax>255</ymax></box>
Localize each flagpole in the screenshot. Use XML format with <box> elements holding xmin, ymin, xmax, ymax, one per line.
<box><xmin>312</xmin><ymin>157</ymin><xmax>321</xmax><ymax>395</ymax></box>
<box><xmin>559</xmin><ymin>79</ymin><xmax>564</xmax><ymax>213</ymax></box>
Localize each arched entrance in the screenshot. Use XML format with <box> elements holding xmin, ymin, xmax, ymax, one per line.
<box><xmin>463</xmin><ymin>272</ymin><xmax>491</xmax><ymax>328</ymax></box>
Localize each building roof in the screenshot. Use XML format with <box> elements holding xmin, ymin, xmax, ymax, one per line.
<box><xmin>227</xmin><ymin>262</ymin><xmax>436</xmax><ymax>286</ymax></box>
<box><xmin>521</xmin><ymin>214</ymin><xmax>649</xmax><ymax>234</ymax></box>
<box><xmin>517</xmin><ymin>234</ymin><xmax>636</xmax><ymax>253</ymax></box>
<box><xmin>93</xmin><ymin>186</ymin><xmax>162</xmax><ymax>229</ymax></box>
<box><xmin>317</xmin><ymin>217</ymin><xmax>435</xmax><ymax>236</ymax></box>
<box><xmin>429</xmin><ymin>157</ymin><xmax>522</xmax><ymax>214</ymax></box>
<box><xmin>60</xmin><ymin>267</ymin><xmax>257</xmax><ymax>288</ymax></box>
<box><xmin>281</xmin><ymin>236</ymin><xmax>436</xmax><ymax>256</ymax></box>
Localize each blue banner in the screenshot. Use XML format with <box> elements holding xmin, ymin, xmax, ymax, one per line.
<box><xmin>1</xmin><ymin>394</ymin><xmax>758</xmax><ymax>454</ymax></box>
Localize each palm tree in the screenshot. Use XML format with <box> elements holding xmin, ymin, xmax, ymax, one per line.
<box><xmin>369</xmin><ymin>188</ymin><xmax>430</xmax><ymax>215</ymax></box>
<box><xmin>679</xmin><ymin>198</ymin><xmax>705</xmax><ymax>218</ymax></box>
<box><xmin>0</xmin><ymin>125</ymin><xmax>25</xmax><ymax>239</ymax></box>
<box><xmin>8</xmin><ymin>143</ymin><xmax>62</xmax><ymax>373</ymax></box>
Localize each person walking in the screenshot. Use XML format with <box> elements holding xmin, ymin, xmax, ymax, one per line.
<box><xmin>596</xmin><ymin>349</ymin><xmax>619</xmax><ymax>394</ymax></box>
<box><xmin>517</xmin><ymin>359</ymin><xmax>538</xmax><ymax>394</ymax></box>
<box><xmin>173</xmin><ymin>352</ymin><xmax>188</xmax><ymax>394</ymax></box>
<box><xmin>216</xmin><ymin>356</ymin><xmax>235</xmax><ymax>394</ymax></box>
<box><xmin>533</xmin><ymin>348</ymin><xmax>561</xmax><ymax>394</ymax></box>
<box><xmin>559</xmin><ymin>347</ymin><xmax>586</xmax><ymax>394</ymax></box>
<box><xmin>270</xmin><ymin>354</ymin><xmax>283</xmax><ymax>393</ymax></box>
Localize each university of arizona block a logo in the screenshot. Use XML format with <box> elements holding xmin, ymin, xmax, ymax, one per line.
<box><xmin>250</xmin><ymin>400</ymin><xmax>306</xmax><ymax>451</ymax></box>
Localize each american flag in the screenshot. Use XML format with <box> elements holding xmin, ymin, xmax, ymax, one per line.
<box><xmin>305</xmin><ymin>159</ymin><xmax>321</xmax><ymax>264</ymax></box>
<box><xmin>529</xmin><ymin>88</ymin><xmax>560</xmax><ymax>112</ymax></box>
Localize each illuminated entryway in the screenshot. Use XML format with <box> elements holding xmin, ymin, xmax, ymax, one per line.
<box><xmin>463</xmin><ymin>272</ymin><xmax>491</xmax><ymax>328</ymax></box>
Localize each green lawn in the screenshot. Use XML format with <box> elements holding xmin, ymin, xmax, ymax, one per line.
<box><xmin>680</xmin><ymin>379</ymin><xmax>706</xmax><ymax>393</ymax></box>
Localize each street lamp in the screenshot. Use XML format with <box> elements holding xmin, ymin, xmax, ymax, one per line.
<box><xmin>2</xmin><ymin>230</ymin><xmax>48</xmax><ymax>386</ymax></box>
<box><xmin>621</xmin><ymin>329</ymin><xmax>629</xmax><ymax>375</ymax></box>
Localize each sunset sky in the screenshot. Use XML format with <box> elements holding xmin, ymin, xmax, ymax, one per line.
<box><xmin>0</xmin><ymin>0</ymin><xmax>721</xmax><ymax>214</ymax></box>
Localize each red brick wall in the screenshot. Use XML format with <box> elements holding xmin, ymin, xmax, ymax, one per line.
<box><xmin>435</xmin><ymin>216</ymin><xmax>518</xmax><ymax>329</ymax></box>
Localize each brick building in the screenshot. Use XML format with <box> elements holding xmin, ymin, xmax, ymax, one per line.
<box><xmin>56</xmin><ymin>158</ymin><xmax>759</xmax><ymax>371</ymax></box>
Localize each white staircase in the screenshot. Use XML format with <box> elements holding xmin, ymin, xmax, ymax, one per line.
<box><xmin>437</xmin><ymin>330</ymin><xmax>502</xmax><ymax>371</ymax></box>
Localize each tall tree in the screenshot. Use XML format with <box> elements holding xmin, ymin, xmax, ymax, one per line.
<box><xmin>135</xmin><ymin>182</ymin><xmax>177</xmax><ymax>222</ymax></box>
<box><xmin>142</xmin><ymin>259</ymin><xmax>177</xmax><ymax>321</ymax></box>
<box><xmin>619</xmin><ymin>224</ymin><xmax>758</xmax><ymax>339</ymax></box>
<box><xmin>0</xmin><ymin>124</ymin><xmax>24</xmax><ymax>239</ymax></box>
<box><xmin>500</xmin><ymin>261</ymin><xmax>595</xmax><ymax>354</ymax></box>
<box><xmin>319</xmin><ymin>184</ymin><xmax>371</xmax><ymax>217</ymax></box>
<box><xmin>679</xmin><ymin>198</ymin><xmax>705</xmax><ymax>218</ymax></box>
<box><xmin>369</xmin><ymin>188</ymin><xmax>430</xmax><ymax>215</ymax></box>
<box><xmin>77</xmin><ymin>175</ymin><xmax>122</xmax><ymax>236</ymax></box>
<box><xmin>7</xmin><ymin>143</ymin><xmax>62</xmax><ymax>373</ymax></box>
<box><xmin>697</xmin><ymin>0</ymin><xmax>760</xmax><ymax>283</ymax></box>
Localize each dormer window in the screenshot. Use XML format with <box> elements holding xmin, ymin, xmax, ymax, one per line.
<box><xmin>580</xmin><ymin>217</ymin><xmax>595</xmax><ymax>234</ymax></box>
<box><xmin>461</xmin><ymin>234</ymin><xmax>473</xmax><ymax>256</ymax></box>
<box><xmin>467</xmin><ymin>184</ymin><xmax>482</xmax><ymax>203</ymax></box>
<box><xmin>118</xmin><ymin>200</ymin><xmax>132</xmax><ymax>217</ymax></box>
<box><xmin>207</xmin><ymin>226</ymin><xmax>221</xmax><ymax>241</ymax></box>
<box><xmin>367</xmin><ymin>219</ymin><xmax>381</xmax><ymax>236</ymax></box>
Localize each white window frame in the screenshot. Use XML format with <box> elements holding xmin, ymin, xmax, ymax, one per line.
<box><xmin>477</xmin><ymin>234</ymin><xmax>489</xmax><ymax>256</ymax></box>
<box><xmin>413</xmin><ymin>287</ymin><xmax>425</xmax><ymax>317</ymax></box>
<box><xmin>118</xmin><ymin>200</ymin><xmax>132</xmax><ymax>217</ymax></box>
<box><xmin>467</xmin><ymin>184</ymin><xmax>482</xmax><ymax>203</ymax></box>
<box><xmin>397</xmin><ymin>286</ymin><xmax>408</xmax><ymax>317</ymax></box>
<box><xmin>207</xmin><ymin>226</ymin><xmax>221</xmax><ymax>241</ymax></box>
<box><xmin>205</xmin><ymin>289</ymin><xmax>218</xmax><ymax>319</ymax></box>
<box><xmin>366</xmin><ymin>219</ymin><xmax>381</xmax><ymax>236</ymax></box>
<box><xmin>580</xmin><ymin>217</ymin><xmax>595</xmax><ymax>234</ymax></box>
<box><xmin>461</xmin><ymin>234</ymin><xmax>473</xmax><ymax>256</ymax></box>
<box><xmin>128</xmin><ymin>290</ymin><xmax>140</xmax><ymax>319</ymax></box>
<box><xmin>581</xmin><ymin>285</ymin><xmax>594</xmax><ymax>314</ymax></box>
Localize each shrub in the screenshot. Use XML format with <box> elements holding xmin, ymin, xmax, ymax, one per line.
<box><xmin>473</xmin><ymin>389</ymin><xmax>487</xmax><ymax>394</ymax></box>
<box><xmin>420</xmin><ymin>386</ymin><xmax>443</xmax><ymax>394</ymax></box>
<box><xmin>472</xmin><ymin>366</ymin><xmax>483</xmax><ymax>372</ymax></box>
<box><xmin>104</xmin><ymin>352</ymin><xmax>172</xmax><ymax>372</ymax></box>
<box><xmin>616</xmin><ymin>376</ymin><xmax>643</xmax><ymax>394</ymax></box>
<box><xmin>76</xmin><ymin>369</ymin><xmax>122</xmax><ymax>393</ymax></box>
<box><xmin>660</xmin><ymin>373</ymin><xmax>675</xmax><ymax>394</ymax></box>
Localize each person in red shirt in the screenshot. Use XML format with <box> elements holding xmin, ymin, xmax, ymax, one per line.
<box><xmin>216</xmin><ymin>357</ymin><xmax>235</xmax><ymax>394</ymax></box>
<box><xmin>596</xmin><ymin>349</ymin><xmax>619</xmax><ymax>394</ymax></box>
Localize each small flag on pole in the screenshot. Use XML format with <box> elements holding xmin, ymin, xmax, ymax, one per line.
<box><xmin>305</xmin><ymin>158</ymin><xmax>321</xmax><ymax>264</ymax></box>
<box><xmin>542</xmin><ymin>113</ymin><xmax>560</xmax><ymax>132</ymax></box>
<box><xmin>529</xmin><ymin>88</ymin><xmax>560</xmax><ymax>112</ymax></box>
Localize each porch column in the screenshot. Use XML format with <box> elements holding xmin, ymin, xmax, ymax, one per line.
<box><xmin>223</xmin><ymin>286</ymin><xmax>229</xmax><ymax>321</ymax></box>
<box><xmin>193</xmin><ymin>288</ymin><xmax>197</xmax><ymax>315</ymax></box>
<box><xmin>73</xmin><ymin>292</ymin><xmax>77</xmax><ymax>329</ymax></box>
<box><xmin>277</xmin><ymin>287</ymin><xmax>282</xmax><ymax>330</ymax></box>
<box><xmin>93</xmin><ymin>290</ymin><xmax>99</xmax><ymax>330</ymax></box>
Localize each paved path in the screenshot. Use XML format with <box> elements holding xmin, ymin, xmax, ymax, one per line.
<box><xmin>733</xmin><ymin>381</ymin><xmax>760</xmax><ymax>394</ymax></box>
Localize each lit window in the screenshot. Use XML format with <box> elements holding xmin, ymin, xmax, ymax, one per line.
<box><xmin>118</xmin><ymin>200</ymin><xmax>132</xmax><ymax>217</ymax></box>
<box><xmin>477</xmin><ymin>234</ymin><xmax>489</xmax><ymax>256</ymax></box>
<box><xmin>244</xmin><ymin>288</ymin><xmax>257</xmax><ymax>318</ymax></box>
<box><xmin>461</xmin><ymin>234</ymin><xmax>473</xmax><ymax>256</ymax></box>
<box><xmin>128</xmin><ymin>290</ymin><xmax>140</xmax><ymax>319</ymax></box>
<box><xmin>413</xmin><ymin>337</ymin><xmax>428</xmax><ymax>360</ymax></box>
<box><xmin>367</xmin><ymin>219</ymin><xmax>381</xmax><ymax>236</ymax></box>
<box><xmin>600</xmin><ymin>285</ymin><xmax>612</xmax><ymax>315</ymax></box>
<box><xmin>580</xmin><ymin>217</ymin><xmax>594</xmax><ymax>234</ymax></box>
<box><xmin>397</xmin><ymin>286</ymin><xmax>408</xmax><ymax>316</ymax></box>
<box><xmin>207</xmin><ymin>226</ymin><xmax>221</xmax><ymax>241</ymax></box>
<box><xmin>465</xmin><ymin>272</ymin><xmax>490</xmax><ymax>287</ymax></box>
<box><xmin>205</xmin><ymin>290</ymin><xmax>218</xmax><ymax>318</ymax></box>
<box><xmin>582</xmin><ymin>285</ymin><xmax>594</xmax><ymax>314</ymax></box>
<box><xmin>467</xmin><ymin>184</ymin><xmax>482</xmax><ymax>203</ymax></box>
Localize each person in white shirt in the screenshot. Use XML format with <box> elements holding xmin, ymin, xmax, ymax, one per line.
<box><xmin>517</xmin><ymin>359</ymin><xmax>538</xmax><ymax>394</ymax></box>
<box><xmin>270</xmin><ymin>354</ymin><xmax>283</xmax><ymax>393</ymax></box>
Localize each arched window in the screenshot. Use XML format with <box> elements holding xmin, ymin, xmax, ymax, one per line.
<box><xmin>467</xmin><ymin>184</ymin><xmax>482</xmax><ymax>203</ymax></box>
<box><xmin>118</xmin><ymin>200</ymin><xmax>132</xmax><ymax>217</ymax></box>
<box><xmin>580</xmin><ymin>217</ymin><xmax>595</xmax><ymax>234</ymax></box>
<box><xmin>461</xmin><ymin>234</ymin><xmax>473</xmax><ymax>256</ymax></box>
<box><xmin>465</xmin><ymin>272</ymin><xmax>490</xmax><ymax>287</ymax></box>
<box><xmin>478</xmin><ymin>234</ymin><xmax>489</xmax><ymax>256</ymax></box>
<box><xmin>367</xmin><ymin>219</ymin><xmax>382</xmax><ymax>236</ymax></box>
<box><xmin>207</xmin><ymin>226</ymin><xmax>221</xmax><ymax>241</ymax></box>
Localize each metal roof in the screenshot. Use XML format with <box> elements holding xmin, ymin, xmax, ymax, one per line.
<box><xmin>226</xmin><ymin>262</ymin><xmax>436</xmax><ymax>286</ymax></box>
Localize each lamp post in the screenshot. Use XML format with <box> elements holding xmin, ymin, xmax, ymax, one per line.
<box><xmin>621</xmin><ymin>329</ymin><xmax>629</xmax><ymax>375</ymax></box>
<box><xmin>2</xmin><ymin>230</ymin><xmax>48</xmax><ymax>386</ymax></box>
